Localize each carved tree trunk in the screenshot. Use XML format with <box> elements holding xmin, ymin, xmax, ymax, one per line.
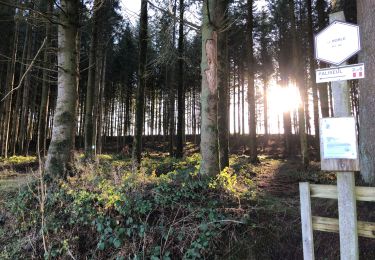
<box><xmin>200</xmin><ymin>0</ymin><xmax>220</xmax><ymax>176</ymax></box>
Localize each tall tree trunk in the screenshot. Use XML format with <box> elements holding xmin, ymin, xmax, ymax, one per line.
<box><xmin>1</xmin><ymin>8</ymin><xmax>20</xmax><ymax>158</ymax></box>
<box><xmin>200</xmin><ymin>0</ymin><xmax>220</xmax><ymax>176</ymax></box>
<box><xmin>217</xmin><ymin>0</ymin><xmax>229</xmax><ymax>170</ymax></box>
<box><xmin>308</xmin><ymin>0</ymin><xmax>320</xmax><ymax>151</ymax></box>
<box><xmin>233</xmin><ymin>68</ymin><xmax>236</xmax><ymax>135</ymax></box>
<box><xmin>11</xmin><ymin>15</ymin><xmax>31</xmax><ymax>155</ymax></box>
<box><xmin>83</xmin><ymin>0</ymin><xmax>98</xmax><ymax>159</ymax></box>
<box><xmin>131</xmin><ymin>0</ymin><xmax>148</xmax><ymax>170</ymax></box>
<box><xmin>263</xmin><ymin>78</ymin><xmax>268</xmax><ymax>136</ymax></box>
<box><xmin>44</xmin><ymin>0</ymin><xmax>79</xmax><ymax>180</ymax></box>
<box><xmin>358</xmin><ymin>0</ymin><xmax>375</xmax><ymax>184</ymax></box>
<box><xmin>246</xmin><ymin>0</ymin><xmax>258</xmax><ymax>162</ymax></box>
<box><xmin>167</xmin><ymin>68</ymin><xmax>175</xmax><ymax>155</ymax></box>
<box><xmin>290</xmin><ymin>0</ymin><xmax>308</xmax><ymax>166</ymax></box>
<box><xmin>19</xmin><ymin>16</ymin><xmax>34</xmax><ymax>154</ymax></box>
<box><xmin>241</xmin><ymin>66</ymin><xmax>245</xmax><ymax>135</ymax></box>
<box><xmin>37</xmin><ymin>0</ymin><xmax>52</xmax><ymax>157</ymax></box>
<box><xmin>316</xmin><ymin>0</ymin><xmax>330</xmax><ymax>117</ymax></box>
<box><xmin>237</xmin><ymin>67</ymin><xmax>241</xmax><ymax>135</ymax></box>
<box><xmin>97</xmin><ymin>51</ymin><xmax>107</xmax><ymax>154</ymax></box>
<box><xmin>176</xmin><ymin>0</ymin><xmax>185</xmax><ymax>158</ymax></box>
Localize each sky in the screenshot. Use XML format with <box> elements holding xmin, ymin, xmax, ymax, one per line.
<box><xmin>120</xmin><ymin>0</ymin><xmax>268</xmax><ymax>25</ymax></box>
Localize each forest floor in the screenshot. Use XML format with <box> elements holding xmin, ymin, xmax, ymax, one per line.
<box><xmin>1</xmin><ymin>141</ymin><xmax>375</xmax><ymax>259</ymax></box>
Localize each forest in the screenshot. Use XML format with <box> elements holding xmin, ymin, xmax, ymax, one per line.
<box><xmin>1</xmin><ymin>0</ymin><xmax>375</xmax><ymax>259</ymax></box>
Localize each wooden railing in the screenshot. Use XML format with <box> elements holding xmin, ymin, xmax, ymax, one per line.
<box><xmin>299</xmin><ymin>182</ymin><xmax>375</xmax><ymax>260</ymax></box>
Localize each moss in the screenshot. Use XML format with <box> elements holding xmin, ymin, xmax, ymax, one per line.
<box><xmin>55</xmin><ymin>111</ymin><xmax>75</xmax><ymax>126</ymax></box>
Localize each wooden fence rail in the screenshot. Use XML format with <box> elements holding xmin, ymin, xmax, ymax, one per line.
<box><xmin>299</xmin><ymin>182</ymin><xmax>375</xmax><ymax>260</ymax></box>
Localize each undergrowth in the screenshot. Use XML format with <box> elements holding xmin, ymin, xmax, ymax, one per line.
<box><xmin>2</xmin><ymin>154</ymin><xmax>259</xmax><ymax>259</ymax></box>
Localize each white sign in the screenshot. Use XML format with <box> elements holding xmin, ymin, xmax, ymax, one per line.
<box><xmin>315</xmin><ymin>21</ymin><xmax>361</xmax><ymax>66</ymax></box>
<box><xmin>316</xmin><ymin>63</ymin><xmax>365</xmax><ymax>83</ymax></box>
<box><xmin>320</xmin><ymin>117</ymin><xmax>358</xmax><ymax>159</ymax></box>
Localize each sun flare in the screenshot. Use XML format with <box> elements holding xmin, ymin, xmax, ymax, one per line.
<box><xmin>268</xmin><ymin>84</ymin><xmax>301</xmax><ymax>113</ymax></box>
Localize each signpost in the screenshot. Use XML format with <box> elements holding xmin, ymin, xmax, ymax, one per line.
<box><xmin>300</xmin><ymin>11</ymin><xmax>362</xmax><ymax>260</ymax></box>
<box><xmin>316</xmin><ymin>63</ymin><xmax>365</xmax><ymax>83</ymax></box>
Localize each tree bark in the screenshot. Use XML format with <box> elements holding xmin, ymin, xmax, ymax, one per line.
<box><xmin>176</xmin><ymin>0</ymin><xmax>185</xmax><ymax>158</ymax></box>
<box><xmin>1</xmin><ymin>8</ymin><xmax>20</xmax><ymax>158</ymax></box>
<box><xmin>200</xmin><ymin>0</ymin><xmax>220</xmax><ymax>176</ymax></box>
<box><xmin>132</xmin><ymin>0</ymin><xmax>148</xmax><ymax>170</ymax></box>
<box><xmin>44</xmin><ymin>0</ymin><xmax>79</xmax><ymax>180</ymax></box>
<box><xmin>290</xmin><ymin>0</ymin><xmax>308</xmax><ymax>166</ymax></box>
<box><xmin>217</xmin><ymin>0</ymin><xmax>229</xmax><ymax>170</ymax></box>
<box><xmin>307</xmin><ymin>0</ymin><xmax>320</xmax><ymax>151</ymax></box>
<box><xmin>316</xmin><ymin>0</ymin><xmax>330</xmax><ymax>118</ymax></box>
<box><xmin>358</xmin><ymin>0</ymin><xmax>375</xmax><ymax>184</ymax></box>
<box><xmin>37</xmin><ymin>0</ymin><xmax>52</xmax><ymax>157</ymax></box>
<box><xmin>246</xmin><ymin>0</ymin><xmax>258</xmax><ymax>162</ymax></box>
<box><xmin>83</xmin><ymin>0</ymin><xmax>99</xmax><ymax>160</ymax></box>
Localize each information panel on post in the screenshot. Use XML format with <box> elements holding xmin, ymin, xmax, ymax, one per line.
<box><xmin>319</xmin><ymin>117</ymin><xmax>360</xmax><ymax>171</ymax></box>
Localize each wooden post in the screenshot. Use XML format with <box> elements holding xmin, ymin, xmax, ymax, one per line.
<box><xmin>329</xmin><ymin>11</ymin><xmax>359</xmax><ymax>260</ymax></box>
<box><xmin>299</xmin><ymin>182</ymin><xmax>315</xmax><ymax>260</ymax></box>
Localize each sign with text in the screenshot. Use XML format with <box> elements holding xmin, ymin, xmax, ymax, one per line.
<box><xmin>315</xmin><ymin>21</ymin><xmax>361</xmax><ymax>65</ymax></box>
<box><xmin>321</xmin><ymin>117</ymin><xmax>357</xmax><ymax>159</ymax></box>
<box><xmin>320</xmin><ymin>117</ymin><xmax>360</xmax><ymax>171</ymax></box>
<box><xmin>316</xmin><ymin>63</ymin><xmax>365</xmax><ymax>83</ymax></box>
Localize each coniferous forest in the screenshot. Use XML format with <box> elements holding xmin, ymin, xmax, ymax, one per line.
<box><xmin>1</xmin><ymin>0</ymin><xmax>375</xmax><ymax>259</ymax></box>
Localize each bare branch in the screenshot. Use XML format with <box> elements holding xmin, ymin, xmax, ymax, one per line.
<box><xmin>148</xmin><ymin>0</ymin><xmax>200</xmax><ymax>31</ymax></box>
<box><xmin>1</xmin><ymin>37</ymin><xmax>47</xmax><ymax>102</ymax></box>
<box><xmin>0</xmin><ymin>0</ymin><xmax>63</xmax><ymax>26</ymax></box>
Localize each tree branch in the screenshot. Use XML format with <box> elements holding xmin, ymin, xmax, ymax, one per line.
<box><xmin>148</xmin><ymin>0</ymin><xmax>200</xmax><ymax>31</ymax></box>
<box><xmin>1</xmin><ymin>37</ymin><xmax>47</xmax><ymax>102</ymax></box>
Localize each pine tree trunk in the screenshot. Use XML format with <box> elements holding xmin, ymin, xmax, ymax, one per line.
<box><xmin>10</xmin><ymin>16</ymin><xmax>30</xmax><ymax>155</ymax></box>
<box><xmin>167</xmin><ymin>67</ymin><xmax>175</xmax><ymax>155</ymax></box>
<box><xmin>247</xmin><ymin>0</ymin><xmax>258</xmax><ymax>162</ymax></box>
<box><xmin>316</xmin><ymin>0</ymin><xmax>330</xmax><ymax>117</ymax></box>
<box><xmin>200</xmin><ymin>0</ymin><xmax>220</xmax><ymax>176</ymax></box>
<box><xmin>132</xmin><ymin>0</ymin><xmax>148</xmax><ymax>170</ymax></box>
<box><xmin>233</xmin><ymin>69</ymin><xmax>236</xmax><ymax>136</ymax></box>
<box><xmin>97</xmin><ymin>51</ymin><xmax>107</xmax><ymax>154</ymax></box>
<box><xmin>263</xmin><ymin>78</ymin><xmax>268</xmax><ymax>136</ymax></box>
<box><xmin>1</xmin><ymin>8</ymin><xmax>20</xmax><ymax>157</ymax></box>
<box><xmin>37</xmin><ymin>0</ymin><xmax>52</xmax><ymax>157</ymax></box>
<box><xmin>290</xmin><ymin>0</ymin><xmax>308</xmax><ymax>166</ymax></box>
<box><xmin>44</xmin><ymin>0</ymin><xmax>79</xmax><ymax>180</ymax></box>
<box><xmin>358</xmin><ymin>0</ymin><xmax>375</xmax><ymax>184</ymax></box>
<box><xmin>176</xmin><ymin>0</ymin><xmax>185</xmax><ymax>158</ymax></box>
<box><xmin>307</xmin><ymin>0</ymin><xmax>320</xmax><ymax>151</ymax></box>
<box><xmin>84</xmin><ymin>0</ymin><xmax>99</xmax><ymax>159</ymax></box>
<box><xmin>217</xmin><ymin>0</ymin><xmax>229</xmax><ymax>170</ymax></box>
<box><xmin>19</xmin><ymin>18</ymin><xmax>34</xmax><ymax>154</ymax></box>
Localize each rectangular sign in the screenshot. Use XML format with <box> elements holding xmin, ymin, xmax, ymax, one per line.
<box><xmin>316</xmin><ymin>63</ymin><xmax>364</xmax><ymax>83</ymax></box>
<box><xmin>320</xmin><ymin>117</ymin><xmax>358</xmax><ymax>160</ymax></box>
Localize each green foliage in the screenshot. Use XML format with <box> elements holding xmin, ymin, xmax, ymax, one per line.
<box><xmin>3</xmin><ymin>153</ymin><xmax>256</xmax><ymax>259</ymax></box>
<box><xmin>0</xmin><ymin>155</ymin><xmax>36</xmax><ymax>164</ymax></box>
